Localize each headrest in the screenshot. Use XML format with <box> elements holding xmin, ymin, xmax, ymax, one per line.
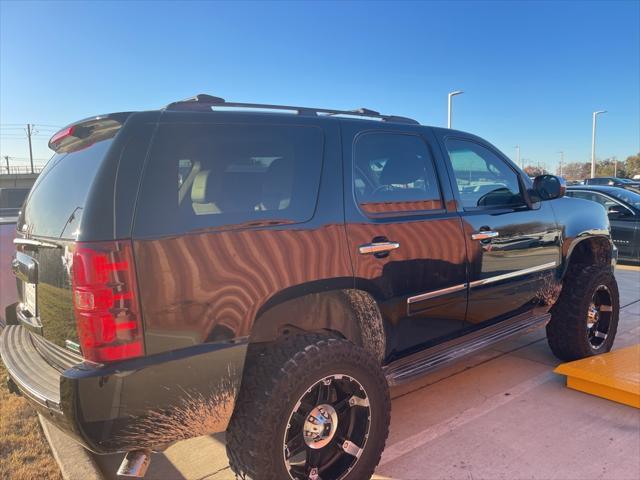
<box><xmin>261</xmin><ymin>158</ymin><xmax>293</xmax><ymax>210</ymax></box>
<box><xmin>379</xmin><ymin>154</ymin><xmax>425</xmax><ymax>186</ymax></box>
<box><xmin>191</xmin><ymin>170</ymin><xmax>212</xmax><ymax>203</ymax></box>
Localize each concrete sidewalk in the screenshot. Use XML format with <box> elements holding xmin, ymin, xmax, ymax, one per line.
<box><xmin>88</xmin><ymin>268</ymin><xmax>640</xmax><ymax>480</ymax></box>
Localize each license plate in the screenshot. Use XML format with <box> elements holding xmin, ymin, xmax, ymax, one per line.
<box><xmin>24</xmin><ymin>282</ymin><xmax>37</xmax><ymax>316</ymax></box>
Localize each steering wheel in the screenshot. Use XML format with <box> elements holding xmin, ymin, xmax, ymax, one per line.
<box><xmin>370</xmin><ymin>184</ymin><xmax>393</xmax><ymax>197</ymax></box>
<box><xmin>476</xmin><ymin>187</ymin><xmax>512</xmax><ymax>206</ymax></box>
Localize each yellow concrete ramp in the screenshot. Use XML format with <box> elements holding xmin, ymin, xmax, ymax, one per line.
<box><xmin>554</xmin><ymin>344</ymin><xmax>640</xmax><ymax>408</ymax></box>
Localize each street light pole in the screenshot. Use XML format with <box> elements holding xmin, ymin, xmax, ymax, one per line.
<box><xmin>447</xmin><ymin>90</ymin><xmax>464</xmax><ymax>129</ymax></box>
<box><xmin>26</xmin><ymin>123</ymin><xmax>34</xmax><ymax>174</ymax></box>
<box><xmin>591</xmin><ymin>110</ymin><xmax>607</xmax><ymax>178</ymax></box>
<box><xmin>558</xmin><ymin>151</ymin><xmax>564</xmax><ymax>177</ymax></box>
<box><xmin>514</xmin><ymin>145</ymin><xmax>521</xmax><ymax>168</ymax></box>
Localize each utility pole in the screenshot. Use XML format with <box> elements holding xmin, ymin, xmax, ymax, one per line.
<box><xmin>3</xmin><ymin>155</ymin><xmax>10</xmax><ymax>174</ymax></box>
<box><xmin>614</xmin><ymin>156</ymin><xmax>617</xmax><ymax>177</ymax></box>
<box><xmin>591</xmin><ymin>110</ymin><xmax>607</xmax><ymax>178</ymax></box>
<box><xmin>558</xmin><ymin>151</ymin><xmax>564</xmax><ymax>177</ymax></box>
<box><xmin>26</xmin><ymin>123</ymin><xmax>34</xmax><ymax>174</ymax></box>
<box><xmin>447</xmin><ymin>90</ymin><xmax>464</xmax><ymax>129</ymax></box>
<box><xmin>514</xmin><ymin>145</ymin><xmax>521</xmax><ymax>168</ymax></box>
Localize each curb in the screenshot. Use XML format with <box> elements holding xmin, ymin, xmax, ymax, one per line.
<box><xmin>39</xmin><ymin>413</ymin><xmax>104</xmax><ymax>480</ymax></box>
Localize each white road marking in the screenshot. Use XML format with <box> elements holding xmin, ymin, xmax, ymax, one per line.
<box><xmin>379</xmin><ymin>371</ymin><xmax>554</xmax><ymax>466</ymax></box>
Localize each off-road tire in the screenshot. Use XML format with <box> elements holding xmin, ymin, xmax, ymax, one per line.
<box><xmin>226</xmin><ymin>334</ymin><xmax>391</xmax><ymax>480</ymax></box>
<box><xmin>547</xmin><ymin>264</ymin><xmax>619</xmax><ymax>361</ymax></box>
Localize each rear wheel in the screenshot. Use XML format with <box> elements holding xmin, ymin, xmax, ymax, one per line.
<box><xmin>226</xmin><ymin>334</ymin><xmax>390</xmax><ymax>480</ymax></box>
<box><xmin>547</xmin><ymin>264</ymin><xmax>619</xmax><ymax>361</ymax></box>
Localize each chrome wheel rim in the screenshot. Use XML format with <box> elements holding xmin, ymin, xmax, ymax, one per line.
<box><xmin>587</xmin><ymin>285</ymin><xmax>613</xmax><ymax>349</ymax></box>
<box><xmin>283</xmin><ymin>374</ymin><xmax>371</xmax><ymax>480</ymax></box>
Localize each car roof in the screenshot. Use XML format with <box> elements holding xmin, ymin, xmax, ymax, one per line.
<box><xmin>568</xmin><ymin>185</ymin><xmax>623</xmax><ymax>193</ymax></box>
<box><xmin>163</xmin><ymin>93</ymin><xmax>422</xmax><ymax>126</ymax></box>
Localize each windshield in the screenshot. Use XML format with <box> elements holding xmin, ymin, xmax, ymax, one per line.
<box><xmin>608</xmin><ymin>188</ymin><xmax>640</xmax><ymax>209</ymax></box>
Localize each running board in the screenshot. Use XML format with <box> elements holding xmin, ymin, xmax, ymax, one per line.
<box><xmin>384</xmin><ymin>311</ymin><xmax>551</xmax><ymax>386</ymax></box>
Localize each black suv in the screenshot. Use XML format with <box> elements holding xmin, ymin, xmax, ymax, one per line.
<box><xmin>1</xmin><ymin>95</ymin><xmax>620</xmax><ymax>480</ymax></box>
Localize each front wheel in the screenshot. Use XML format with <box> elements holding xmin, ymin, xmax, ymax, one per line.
<box><xmin>226</xmin><ymin>335</ymin><xmax>390</xmax><ymax>480</ymax></box>
<box><xmin>547</xmin><ymin>264</ymin><xmax>620</xmax><ymax>361</ymax></box>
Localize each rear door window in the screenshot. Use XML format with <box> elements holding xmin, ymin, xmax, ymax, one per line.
<box><xmin>353</xmin><ymin>132</ymin><xmax>443</xmax><ymax>215</ymax></box>
<box><xmin>135</xmin><ymin>123</ymin><xmax>324</xmax><ymax>236</ymax></box>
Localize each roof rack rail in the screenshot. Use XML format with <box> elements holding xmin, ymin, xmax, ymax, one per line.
<box><xmin>164</xmin><ymin>94</ymin><xmax>419</xmax><ymax>125</ymax></box>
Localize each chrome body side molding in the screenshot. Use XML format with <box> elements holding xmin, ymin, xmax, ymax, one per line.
<box><xmin>468</xmin><ymin>261</ymin><xmax>557</xmax><ymax>288</ymax></box>
<box><xmin>407</xmin><ymin>283</ymin><xmax>467</xmax><ymax>305</ymax></box>
<box><xmin>406</xmin><ymin>261</ymin><xmax>558</xmax><ymax>306</ymax></box>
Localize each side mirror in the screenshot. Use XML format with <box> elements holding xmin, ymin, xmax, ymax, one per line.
<box><xmin>533</xmin><ymin>175</ymin><xmax>566</xmax><ymax>200</ymax></box>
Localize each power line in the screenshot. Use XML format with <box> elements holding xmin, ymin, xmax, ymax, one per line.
<box><xmin>0</xmin><ymin>123</ymin><xmax>63</xmax><ymax>128</ymax></box>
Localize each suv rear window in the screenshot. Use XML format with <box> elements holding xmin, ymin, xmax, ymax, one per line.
<box><xmin>135</xmin><ymin>123</ymin><xmax>323</xmax><ymax>236</ymax></box>
<box><xmin>19</xmin><ymin>139</ymin><xmax>113</xmax><ymax>239</ymax></box>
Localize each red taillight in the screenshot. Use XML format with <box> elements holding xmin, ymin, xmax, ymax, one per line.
<box><xmin>72</xmin><ymin>241</ymin><xmax>144</xmax><ymax>362</ymax></box>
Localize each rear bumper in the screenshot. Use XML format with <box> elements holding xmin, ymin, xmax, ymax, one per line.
<box><xmin>0</xmin><ymin>325</ymin><xmax>247</xmax><ymax>454</ymax></box>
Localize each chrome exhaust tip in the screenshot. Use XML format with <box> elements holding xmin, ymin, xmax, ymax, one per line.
<box><xmin>117</xmin><ymin>449</ymin><xmax>151</xmax><ymax>478</ymax></box>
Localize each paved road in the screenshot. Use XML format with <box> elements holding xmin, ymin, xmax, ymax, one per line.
<box><xmin>96</xmin><ymin>268</ymin><xmax>640</xmax><ymax>480</ymax></box>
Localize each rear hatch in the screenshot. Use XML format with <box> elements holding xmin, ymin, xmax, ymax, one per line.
<box><xmin>13</xmin><ymin>116</ymin><xmax>140</xmax><ymax>359</ymax></box>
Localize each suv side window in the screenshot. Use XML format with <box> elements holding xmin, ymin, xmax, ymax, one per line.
<box><xmin>136</xmin><ymin>123</ymin><xmax>323</xmax><ymax>236</ymax></box>
<box><xmin>353</xmin><ymin>132</ymin><xmax>443</xmax><ymax>214</ymax></box>
<box><xmin>567</xmin><ymin>190</ymin><xmax>631</xmax><ymax>214</ymax></box>
<box><xmin>445</xmin><ymin>138</ymin><xmax>524</xmax><ymax>210</ymax></box>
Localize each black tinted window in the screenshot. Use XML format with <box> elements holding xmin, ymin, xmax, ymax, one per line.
<box><xmin>446</xmin><ymin>139</ymin><xmax>524</xmax><ymax>210</ymax></box>
<box><xmin>20</xmin><ymin>140</ymin><xmax>113</xmax><ymax>239</ymax></box>
<box><xmin>609</xmin><ymin>188</ymin><xmax>640</xmax><ymax>208</ymax></box>
<box><xmin>137</xmin><ymin>123</ymin><xmax>323</xmax><ymax>235</ymax></box>
<box><xmin>353</xmin><ymin>133</ymin><xmax>442</xmax><ymax>214</ymax></box>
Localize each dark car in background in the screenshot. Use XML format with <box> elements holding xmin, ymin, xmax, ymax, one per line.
<box><xmin>584</xmin><ymin>177</ymin><xmax>640</xmax><ymax>192</ymax></box>
<box><xmin>567</xmin><ymin>185</ymin><xmax>639</xmax><ymax>262</ymax></box>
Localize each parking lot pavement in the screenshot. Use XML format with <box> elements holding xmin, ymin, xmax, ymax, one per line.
<box><xmin>94</xmin><ymin>268</ymin><xmax>640</xmax><ymax>480</ymax></box>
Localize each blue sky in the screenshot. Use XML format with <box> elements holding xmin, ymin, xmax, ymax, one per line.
<box><xmin>1</xmin><ymin>0</ymin><xmax>638</xmax><ymax>172</ymax></box>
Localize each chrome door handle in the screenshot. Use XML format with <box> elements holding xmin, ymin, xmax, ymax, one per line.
<box><xmin>358</xmin><ymin>241</ymin><xmax>400</xmax><ymax>255</ymax></box>
<box><xmin>471</xmin><ymin>231</ymin><xmax>499</xmax><ymax>240</ymax></box>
